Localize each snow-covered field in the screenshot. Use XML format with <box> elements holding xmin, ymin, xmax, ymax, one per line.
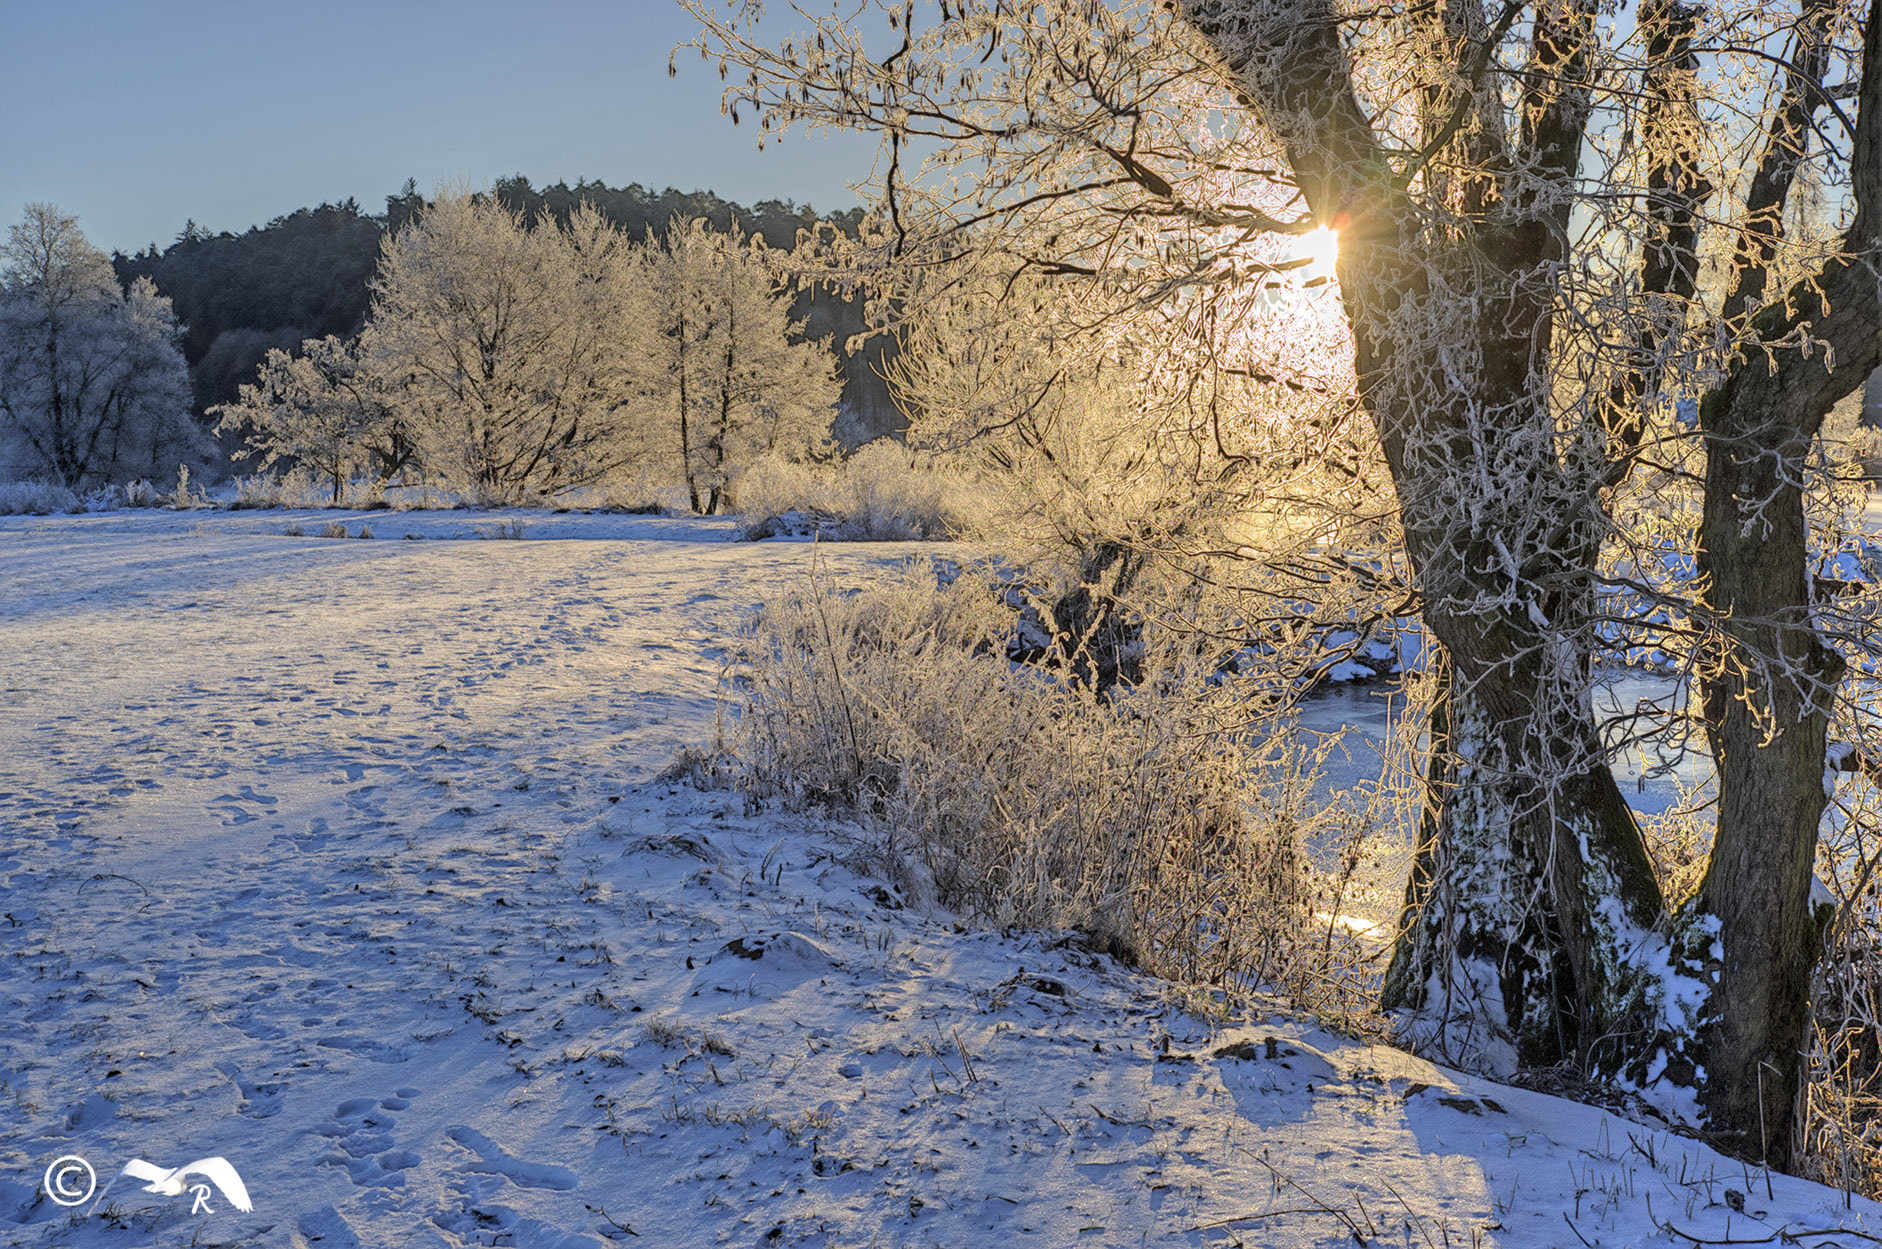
<box><xmin>1</xmin><ymin>509</ymin><xmax>1875</xmax><ymax>1248</ymax></box>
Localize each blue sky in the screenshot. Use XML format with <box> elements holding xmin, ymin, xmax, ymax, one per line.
<box><xmin>0</xmin><ymin>1</ymin><xmax>879</xmax><ymax>255</ymax></box>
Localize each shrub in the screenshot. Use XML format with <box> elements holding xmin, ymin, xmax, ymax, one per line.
<box><xmin>734</xmin><ymin>562</ymin><xmax>1385</xmax><ymax>1010</ymax></box>
<box><xmin>225</xmin><ymin>474</ymin><xmax>285</xmax><ymax>509</ymax></box>
<box><xmin>117</xmin><ymin>479</ymin><xmax>162</xmax><ymax>508</ymax></box>
<box><xmin>1797</xmin><ymin>769</ymin><xmax>1882</xmax><ymax>1199</ymax></box>
<box><xmin>167</xmin><ymin>465</ymin><xmax>205</xmax><ymax>510</ymax></box>
<box><xmin>225</xmin><ymin>469</ymin><xmax>395</xmax><ymax>510</ymax></box>
<box><xmin>554</xmin><ymin>474</ymin><xmax>684</xmax><ymax>514</ymax></box>
<box><xmin>318</xmin><ymin>521</ymin><xmax>349</xmax><ymax>539</ymax></box>
<box><xmin>0</xmin><ymin>481</ymin><xmax>79</xmax><ymax>515</ymax></box>
<box><xmin>735</xmin><ymin>441</ymin><xmax>984</xmax><ymax>541</ymax></box>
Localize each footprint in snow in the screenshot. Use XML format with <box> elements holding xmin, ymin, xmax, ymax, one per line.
<box><xmin>443</xmin><ymin>1126</ymin><xmax>578</xmax><ymax>1191</ymax></box>
<box><xmin>1210</xmin><ymin>1036</ymin><xmax>1341</xmax><ymax>1084</ymax></box>
<box><xmin>61</xmin><ymin>1092</ymin><xmax>116</xmax><ymax>1132</ymax></box>
<box><xmin>317</xmin><ymin>1089</ymin><xmax>422</xmax><ymax>1188</ymax></box>
<box><xmin>317</xmin><ymin>1034</ymin><xmax>411</xmax><ymax>1064</ymax></box>
<box><xmin>295</xmin><ymin>1204</ymin><xmax>368</xmax><ymax>1248</ymax></box>
<box><xmin>1401</xmin><ymin>1083</ymin><xmax>1507</xmax><ymax>1115</ymax></box>
<box><xmin>217</xmin><ymin>1063</ymin><xmax>286</xmax><ymax>1119</ymax></box>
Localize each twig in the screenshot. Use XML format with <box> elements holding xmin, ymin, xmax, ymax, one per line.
<box><xmin>1239</xmin><ymin>1150</ymin><xmax>1372</xmax><ymax>1245</ymax></box>
<box><xmin>1191</xmin><ymin>1205</ymin><xmax>1363</xmax><ymax>1232</ymax></box>
<box><xmin>588</xmin><ymin>1203</ymin><xmax>639</xmax><ymax>1236</ymax></box>
<box><xmin>79</xmin><ymin>872</ymin><xmax>149</xmax><ymax>897</ymax></box>
<box><xmin>1652</xmin><ymin>1216</ymin><xmax>1882</xmax><ymax>1245</ymax></box>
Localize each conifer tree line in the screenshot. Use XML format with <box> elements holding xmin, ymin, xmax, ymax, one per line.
<box><xmin>212</xmin><ymin>191</ymin><xmax>843</xmax><ymax>507</ymax></box>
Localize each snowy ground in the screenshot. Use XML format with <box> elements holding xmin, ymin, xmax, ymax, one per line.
<box><xmin>1</xmin><ymin>508</ymin><xmax>1876</xmax><ymax>1248</ymax></box>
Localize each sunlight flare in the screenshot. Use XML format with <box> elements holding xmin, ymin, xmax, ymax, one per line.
<box><xmin>1298</xmin><ymin>225</ymin><xmax>1340</xmax><ymax>279</ymax></box>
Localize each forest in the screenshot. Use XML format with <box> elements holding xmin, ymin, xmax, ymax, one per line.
<box><xmin>107</xmin><ymin>176</ymin><xmax>895</xmax><ymax>455</ymax></box>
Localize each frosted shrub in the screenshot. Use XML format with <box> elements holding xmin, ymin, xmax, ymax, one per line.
<box><xmin>225</xmin><ymin>474</ymin><xmax>285</xmax><ymax>510</ymax></box>
<box><xmin>554</xmin><ymin>473</ymin><xmax>685</xmax><ymax>514</ymax></box>
<box><xmin>77</xmin><ymin>485</ymin><xmax>125</xmax><ymax>512</ymax></box>
<box><xmin>0</xmin><ymin>481</ymin><xmax>79</xmax><ymax>515</ymax></box>
<box><xmin>733</xmin><ymin>457</ymin><xmax>826</xmax><ymax>533</ymax></box>
<box><xmin>118</xmin><ymin>479</ymin><xmax>162</xmax><ymax>508</ymax></box>
<box><xmin>1798</xmin><ymin>774</ymin><xmax>1882</xmax><ymax>1198</ymax></box>
<box><xmin>736</xmin><ymin>563</ymin><xmax>1382</xmax><ymax>1010</ymax></box>
<box><xmin>837</xmin><ymin>440</ymin><xmax>978</xmax><ymax>540</ymax></box>
<box><xmin>225</xmin><ymin>469</ymin><xmax>326</xmax><ymax>509</ymax></box>
<box><xmin>167</xmin><ymin>465</ymin><xmax>206</xmax><ymax>510</ymax></box>
<box><xmin>385</xmin><ymin>484</ymin><xmax>462</xmax><ymax>512</ymax></box>
<box><xmin>735</xmin><ymin>441</ymin><xmax>982</xmax><ymax>541</ymax></box>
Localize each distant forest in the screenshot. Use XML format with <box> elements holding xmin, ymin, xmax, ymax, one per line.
<box><xmin>111</xmin><ymin>177</ymin><xmax>900</xmax><ymax>454</ymax></box>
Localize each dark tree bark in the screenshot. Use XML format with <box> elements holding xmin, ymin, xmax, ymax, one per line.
<box><xmin>1184</xmin><ymin>0</ymin><xmax>1664</xmax><ymax>1072</ymax></box>
<box><xmin>676</xmin><ymin>306</ymin><xmax>702</xmax><ymax>514</ymax></box>
<box><xmin>1681</xmin><ymin>0</ymin><xmax>1882</xmax><ymax>1164</ymax></box>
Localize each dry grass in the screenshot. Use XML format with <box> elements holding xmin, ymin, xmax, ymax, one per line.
<box><xmin>733</xmin><ymin>442</ymin><xmax>987</xmax><ymax>541</ymax></box>
<box><xmin>733</xmin><ymin>559</ymin><xmax>1387</xmax><ymax>1015</ymax></box>
<box><xmin>1798</xmin><ymin>773</ymin><xmax>1882</xmax><ymax>1200</ymax></box>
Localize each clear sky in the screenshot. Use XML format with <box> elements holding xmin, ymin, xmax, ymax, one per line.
<box><xmin>0</xmin><ymin>0</ymin><xmax>879</xmax><ymax>256</ymax></box>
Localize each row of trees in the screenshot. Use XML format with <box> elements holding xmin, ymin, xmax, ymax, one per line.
<box><xmin>111</xmin><ymin>178</ymin><xmax>899</xmax><ymax>442</ymax></box>
<box><xmin>689</xmin><ymin>0</ymin><xmax>1882</xmax><ymax>1170</ymax></box>
<box><xmin>0</xmin><ymin>204</ymin><xmax>202</xmax><ymax>487</ymax></box>
<box><xmin>215</xmin><ymin>193</ymin><xmax>841</xmax><ymax>507</ymax></box>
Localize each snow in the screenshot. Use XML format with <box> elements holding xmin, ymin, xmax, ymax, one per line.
<box><xmin>3</xmin><ymin>508</ymin><xmax>1877</xmax><ymax>1247</ymax></box>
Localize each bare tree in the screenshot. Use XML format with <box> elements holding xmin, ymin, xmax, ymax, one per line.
<box><xmin>212</xmin><ymin>335</ymin><xmax>406</xmax><ymax>502</ymax></box>
<box><xmin>635</xmin><ymin>217</ymin><xmax>840</xmax><ymax>513</ymax></box>
<box><xmin>0</xmin><ymin>204</ymin><xmax>199</xmax><ymax>487</ymax></box>
<box><xmin>363</xmin><ymin>193</ymin><xmax>639</xmax><ymax>501</ymax></box>
<box><xmin>689</xmin><ymin>0</ymin><xmax>1882</xmax><ymax>1164</ymax></box>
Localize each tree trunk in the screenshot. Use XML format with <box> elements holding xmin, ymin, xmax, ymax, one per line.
<box><xmin>1382</xmin><ymin>644</ymin><xmax>1665</xmax><ymax>1072</ymax></box>
<box><xmin>1178</xmin><ymin>0</ymin><xmax>1670</xmax><ymax>1076</ymax></box>
<box><xmin>1339</xmin><ymin>196</ymin><xmax>1666</xmax><ymax>1076</ymax></box>
<box><xmin>1693</xmin><ymin>418</ymin><xmax>1839</xmax><ymax>1165</ymax></box>
<box><xmin>1382</xmin><ymin>666</ymin><xmax>1566</xmax><ymax>1070</ymax></box>
<box><xmin>677</xmin><ymin>309</ymin><xmax>702</xmax><ymax>514</ymax></box>
<box><xmin>1183</xmin><ymin>0</ymin><xmax>1880</xmax><ymax>1144</ymax></box>
<box><xmin>1690</xmin><ymin>302</ymin><xmax>1870</xmax><ymax>1164</ymax></box>
<box><xmin>1684</xmin><ymin>0</ymin><xmax>1882</xmax><ymax>1141</ymax></box>
<box><xmin>705</xmin><ymin>307</ymin><xmax>736</xmax><ymax>516</ymax></box>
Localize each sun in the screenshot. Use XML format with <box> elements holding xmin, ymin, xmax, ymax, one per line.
<box><xmin>1297</xmin><ymin>226</ymin><xmax>1340</xmax><ymax>279</ymax></box>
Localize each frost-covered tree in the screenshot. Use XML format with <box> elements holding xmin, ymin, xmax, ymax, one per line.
<box><xmin>888</xmin><ymin>263</ymin><xmax>1380</xmax><ymax>694</ymax></box>
<box><xmin>638</xmin><ymin>218</ymin><xmax>839</xmax><ymax>513</ymax></box>
<box><xmin>363</xmin><ymin>193</ymin><xmax>639</xmax><ymax>500</ymax></box>
<box><xmin>691</xmin><ymin>0</ymin><xmax>1882</xmax><ymax>1164</ymax></box>
<box><xmin>211</xmin><ymin>335</ymin><xmax>407</xmax><ymax>502</ymax></box>
<box><xmin>0</xmin><ymin>204</ymin><xmax>200</xmax><ymax>487</ymax></box>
